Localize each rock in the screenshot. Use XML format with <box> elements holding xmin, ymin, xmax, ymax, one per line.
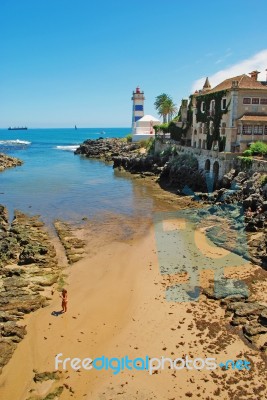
<box><xmin>33</xmin><ymin>371</ymin><xmax>61</xmax><ymax>382</ymax></box>
<box><xmin>234</xmin><ymin>303</ymin><xmax>265</xmax><ymax>317</ymax></box>
<box><xmin>203</xmin><ymin>279</ymin><xmax>249</xmax><ymax>300</ymax></box>
<box><xmin>230</xmin><ymin>316</ymin><xmax>248</xmax><ymax>326</ymax></box>
<box><xmin>18</xmin><ymin>243</ymin><xmax>48</xmax><ymax>265</ymax></box>
<box><xmin>259</xmin><ymin>310</ymin><xmax>267</xmax><ymax>326</ymax></box>
<box><xmin>221</xmin><ymin>169</ymin><xmax>236</xmax><ymax>188</ymax></box>
<box><xmin>261</xmin><ymin>200</ymin><xmax>267</xmax><ymax>211</ymax></box>
<box><xmin>1</xmin><ymin>323</ymin><xmax>26</xmax><ymax>340</ymax></box>
<box><xmin>243</xmin><ymin>323</ymin><xmax>267</xmax><ymax>337</ymax></box>
<box><xmin>0</xmin><ymin>340</ymin><xmax>17</xmax><ymax>368</ymax></box>
<box><xmin>0</xmin><ymin>153</ymin><xmax>23</xmax><ymax>172</ymax></box>
<box><xmin>0</xmin><ymin>207</ymin><xmax>64</xmax><ymax>373</ymax></box>
<box><xmin>54</xmin><ymin>220</ymin><xmax>86</xmax><ymax>264</ymax></box>
<box><xmin>220</xmin><ymin>294</ymin><xmax>247</xmax><ymax>306</ymax></box>
<box><xmin>233</xmin><ymin>171</ymin><xmax>248</xmax><ymax>184</ymax></box>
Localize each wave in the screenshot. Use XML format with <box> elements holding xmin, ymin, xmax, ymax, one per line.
<box><xmin>55</xmin><ymin>145</ymin><xmax>79</xmax><ymax>152</ymax></box>
<box><xmin>0</xmin><ymin>139</ymin><xmax>31</xmax><ymax>145</ymax></box>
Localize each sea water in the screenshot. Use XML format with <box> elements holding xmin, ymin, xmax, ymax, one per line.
<box><xmin>0</xmin><ymin>128</ymin><xmax>154</xmax><ymax>224</ymax></box>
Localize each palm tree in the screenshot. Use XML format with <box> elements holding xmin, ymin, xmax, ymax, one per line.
<box><xmin>154</xmin><ymin>93</ymin><xmax>169</xmax><ymax>112</ymax></box>
<box><xmin>154</xmin><ymin>94</ymin><xmax>177</xmax><ymax>123</ymax></box>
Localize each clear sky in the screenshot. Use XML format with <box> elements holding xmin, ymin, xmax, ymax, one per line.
<box><xmin>0</xmin><ymin>0</ymin><xmax>267</xmax><ymax>128</ymax></box>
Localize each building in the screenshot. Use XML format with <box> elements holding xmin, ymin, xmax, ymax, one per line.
<box><xmin>131</xmin><ymin>87</ymin><xmax>161</xmax><ymax>141</ymax></box>
<box><xmin>132</xmin><ymin>114</ymin><xmax>161</xmax><ymax>142</ymax></box>
<box><xmin>189</xmin><ymin>71</ymin><xmax>267</xmax><ymax>152</ymax></box>
<box><xmin>131</xmin><ymin>86</ymin><xmax>145</xmax><ymax>131</ymax></box>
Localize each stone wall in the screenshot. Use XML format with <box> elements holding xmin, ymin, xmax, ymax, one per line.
<box><xmin>234</xmin><ymin>157</ymin><xmax>267</xmax><ymax>174</ymax></box>
<box><xmin>155</xmin><ymin>141</ymin><xmax>238</xmax><ymax>179</ymax></box>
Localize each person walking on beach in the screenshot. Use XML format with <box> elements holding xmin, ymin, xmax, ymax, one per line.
<box><xmin>61</xmin><ymin>289</ymin><xmax>68</xmax><ymax>313</ymax></box>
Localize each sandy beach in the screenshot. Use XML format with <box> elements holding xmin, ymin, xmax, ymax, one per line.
<box><xmin>0</xmin><ymin>189</ymin><xmax>266</xmax><ymax>400</ymax></box>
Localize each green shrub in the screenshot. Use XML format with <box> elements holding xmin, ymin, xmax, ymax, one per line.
<box><xmin>243</xmin><ymin>149</ymin><xmax>252</xmax><ymax>157</ymax></box>
<box><xmin>125</xmin><ymin>133</ymin><xmax>132</xmax><ymax>143</ymax></box>
<box><xmin>146</xmin><ymin>138</ymin><xmax>155</xmax><ymax>153</ymax></box>
<box><xmin>138</xmin><ymin>137</ymin><xmax>154</xmax><ymax>150</ymax></box>
<box><xmin>237</xmin><ymin>156</ymin><xmax>252</xmax><ymax>169</ymax></box>
<box><xmin>260</xmin><ymin>174</ymin><xmax>267</xmax><ymax>186</ymax></box>
<box><xmin>250</xmin><ymin>141</ymin><xmax>267</xmax><ymax>155</ymax></box>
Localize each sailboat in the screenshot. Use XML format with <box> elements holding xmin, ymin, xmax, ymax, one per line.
<box><xmin>75</xmin><ymin>125</ymin><xmax>77</xmax><ymax>130</ymax></box>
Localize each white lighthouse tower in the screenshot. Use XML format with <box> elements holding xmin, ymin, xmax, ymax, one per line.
<box><xmin>131</xmin><ymin>86</ymin><xmax>145</xmax><ymax>134</ymax></box>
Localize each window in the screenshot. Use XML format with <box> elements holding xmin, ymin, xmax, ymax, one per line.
<box><xmin>252</xmin><ymin>98</ymin><xmax>259</xmax><ymax>104</ymax></box>
<box><xmin>254</xmin><ymin>125</ymin><xmax>263</xmax><ymax>135</ymax></box>
<box><xmin>265</xmin><ymin>126</ymin><xmax>267</xmax><ymax>135</ymax></box>
<box><xmin>221</xmin><ymin>98</ymin><xmax>227</xmax><ymax>110</ymax></box>
<box><xmin>221</xmin><ymin>122</ymin><xmax>226</xmax><ymax>135</ymax></box>
<box><xmin>243</xmin><ymin>98</ymin><xmax>251</xmax><ymax>104</ymax></box>
<box><xmin>201</xmin><ymin>101</ymin><xmax>205</xmax><ymax>113</ymax></box>
<box><xmin>210</xmin><ymin>100</ymin><xmax>215</xmax><ymax>116</ymax></box>
<box><xmin>243</xmin><ymin>125</ymin><xmax>252</xmax><ymax>135</ymax></box>
<box><xmin>260</xmin><ymin>98</ymin><xmax>267</xmax><ymax>105</ymax></box>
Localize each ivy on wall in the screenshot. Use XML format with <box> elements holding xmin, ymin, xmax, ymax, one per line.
<box><xmin>196</xmin><ymin>90</ymin><xmax>230</xmax><ymax>151</ymax></box>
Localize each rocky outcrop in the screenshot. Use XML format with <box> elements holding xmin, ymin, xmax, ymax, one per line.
<box><xmin>0</xmin><ymin>153</ymin><xmax>23</xmax><ymax>171</ymax></box>
<box><xmin>202</xmin><ymin>286</ymin><xmax>267</xmax><ymax>352</ymax></box>
<box><xmin>75</xmin><ymin>138</ymin><xmax>141</xmax><ymax>162</ymax></box>
<box><xmin>54</xmin><ymin>220</ymin><xmax>86</xmax><ymax>264</ymax></box>
<box><xmin>0</xmin><ymin>207</ymin><xmax>61</xmax><ymax>371</ymax></box>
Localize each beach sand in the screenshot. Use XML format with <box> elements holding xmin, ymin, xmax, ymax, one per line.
<box><xmin>0</xmin><ymin>192</ymin><xmax>266</xmax><ymax>400</ymax></box>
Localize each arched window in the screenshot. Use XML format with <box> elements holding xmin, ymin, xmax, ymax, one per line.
<box><xmin>213</xmin><ymin>161</ymin><xmax>219</xmax><ymax>180</ymax></box>
<box><xmin>205</xmin><ymin>159</ymin><xmax>211</xmax><ymax>171</ymax></box>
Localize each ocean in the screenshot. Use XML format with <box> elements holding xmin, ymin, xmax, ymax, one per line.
<box><xmin>0</xmin><ymin>128</ymin><xmax>154</xmax><ymax>224</ymax></box>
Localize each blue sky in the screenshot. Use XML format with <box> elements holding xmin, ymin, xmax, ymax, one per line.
<box><xmin>0</xmin><ymin>0</ymin><xmax>267</xmax><ymax>128</ymax></box>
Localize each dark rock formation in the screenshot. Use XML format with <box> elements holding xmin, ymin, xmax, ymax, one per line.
<box><xmin>75</xmin><ymin>138</ymin><xmax>141</xmax><ymax>162</ymax></box>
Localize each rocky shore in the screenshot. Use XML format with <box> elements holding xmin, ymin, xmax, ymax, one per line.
<box><xmin>0</xmin><ymin>207</ymin><xmax>63</xmax><ymax>373</ymax></box>
<box><xmin>0</xmin><ymin>153</ymin><xmax>23</xmax><ymax>171</ymax></box>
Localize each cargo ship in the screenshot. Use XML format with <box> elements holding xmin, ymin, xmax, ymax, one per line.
<box><xmin>8</xmin><ymin>127</ymin><xmax>28</xmax><ymax>130</ymax></box>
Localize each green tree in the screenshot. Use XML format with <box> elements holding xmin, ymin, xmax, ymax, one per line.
<box><xmin>154</xmin><ymin>94</ymin><xmax>177</xmax><ymax>123</ymax></box>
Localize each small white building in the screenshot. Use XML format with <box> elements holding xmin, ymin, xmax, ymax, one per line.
<box><xmin>132</xmin><ymin>114</ymin><xmax>161</xmax><ymax>142</ymax></box>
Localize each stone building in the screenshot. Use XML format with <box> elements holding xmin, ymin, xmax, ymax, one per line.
<box><xmin>189</xmin><ymin>71</ymin><xmax>267</xmax><ymax>153</ymax></box>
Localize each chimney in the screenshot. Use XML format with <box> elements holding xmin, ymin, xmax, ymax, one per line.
<box><xmin>249</xmin><ymin>70</ymin><xmax>260</xmax><ymax>81</ymax></box>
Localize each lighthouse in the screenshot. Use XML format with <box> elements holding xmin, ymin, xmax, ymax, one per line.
<box><xmin>131</xmin><ymin>86</ymin><xmax>145</xmax><ymax>134</ymax></box>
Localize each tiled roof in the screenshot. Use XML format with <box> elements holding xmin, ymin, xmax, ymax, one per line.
<box><xmin>197</xmin><ymin>74</ymin><xmax>267</xmax><ymax>95</ymax></box>
<box><xmin>238</xmin><ymin>115</ymin><xmax>267</xmax><ymax>122</ymax></box>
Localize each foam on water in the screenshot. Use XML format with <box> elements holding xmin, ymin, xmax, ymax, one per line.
<box><xmin>0</xmin><ymin>139</ymin><xmax>31</xmax><ymax>145</ymax></box>
<box><xmin>55</xmin><ymin>145</ymin><xmax>79</xmax><ymax>152</ymax></box>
